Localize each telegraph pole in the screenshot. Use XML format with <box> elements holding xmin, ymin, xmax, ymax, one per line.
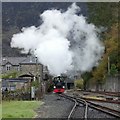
<box><xmin>36</xmin><ymin>56</ymin><xmax>38</xmax><ymax>81</ymax></box>
<box><xmin>108</xmin><ymin>56</ymin><xmax>110</xmax><ymax>75</ymax></box>
<box><xmin>35</xmin><ymin>56</ymin><xmax>43</xmax><ymax>100</ymax></box>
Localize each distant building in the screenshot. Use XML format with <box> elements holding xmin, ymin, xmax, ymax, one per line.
<box><xmin>65</xmin><ymin>78</ymin><xmax>74</xmax><ymax>89</ymax></box>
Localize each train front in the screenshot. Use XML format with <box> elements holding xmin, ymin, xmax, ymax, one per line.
<box><xmin>53</xmin><ymin>76</ymin><xmax>65</xmax><ymax>94</ymax></box>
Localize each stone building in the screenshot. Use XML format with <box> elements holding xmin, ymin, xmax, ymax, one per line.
<box><xmin>19</xmin><ymin>56</ymin><xmax>43</xmax><ymax>81</ymax></box>
<box><xmin>1</xmin><ymin>56</ymin><xmax>50</xmax><ymax>96</ymax></box>
<box><xmin>2</xmin><ymin>56</ymin><xmax>43</xmax><ymax>80</ymax></box>
<box><xmin>2</xmin><ymin>57</ymin><xmax>26</xmax><ymax>74</ymax></box>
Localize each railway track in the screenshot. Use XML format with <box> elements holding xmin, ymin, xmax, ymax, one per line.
<box><xmin>75</xmin><ymin>90</ymin><xmax>120</xmax><ymax>97</ymax></box>
<box><xmin>60</xmin><ymin>94</ymin><xmax>88</xmax><ymax>119</ymax></box>
<box><xmin>59</xmin><ymin>93</ymin><xmax>120</xmax><ymax>119</ymax></box>
<box><xmin>89</xmin><ymin>91</ymin><xmax>120</xmax><ymax>97</ymax></box>
<box><xmin>68</xmin><ymin>90</ymin><xmax>120</xmax><ymax>104</ymax></box>
<box><xmin>67</xmin><ymin>98</ymin><xmax>78</xmax><ymax>120</ymax></box>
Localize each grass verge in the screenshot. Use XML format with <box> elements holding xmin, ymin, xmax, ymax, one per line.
<box><xmin>0</xmin><ymin>103</ymin><xmax>2</xmax><ymax>119</ymax></box>
<box><xmin>2</xmin><ymin>100</ymin><xmax>43</xmax><ymax>118</ymax></box>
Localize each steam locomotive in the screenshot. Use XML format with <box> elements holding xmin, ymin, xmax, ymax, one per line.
<box><xmin>53</xmin><ymin>76</ymin><xmax>65</xmax><ymax>94</ymax></box>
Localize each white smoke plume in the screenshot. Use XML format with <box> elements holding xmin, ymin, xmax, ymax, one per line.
<box><xmin>11</xmin><ymin>3</ymin><xmax>104</xmax><ymax>76</ymax></box>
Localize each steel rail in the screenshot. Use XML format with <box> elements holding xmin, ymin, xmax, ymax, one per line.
<box><xmin>87</xmin><ymin>101</ymin><xmax>120</xmax><ymax>118</ymax></box>
<box><xmin>62</xmin><ymin>93</ymin><xmax>120</xmax><ymax>118</ymax></box>
<box><xmin>76</xmin><ymin>97</ymin><xmax>88</xmax><ymax>119</ymax></box>
<box><xmin>60</xmin><ymin>94</ymin><xmax>88</xmax><ymax>119</ymax></box>
<box><xmin>74</xmin><ymin>94</ymin><xmax>120</xmax><ymax>118</ymax></box>
<box><xmin>67</xmin><ymin>98</ymin><xmax>78</xmax><ymax>120</ymax></box>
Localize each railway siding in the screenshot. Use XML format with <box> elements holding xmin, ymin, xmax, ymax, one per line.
<box><xmin>60</xmin><ymin>93</ymin><xmax>118</xmax><ymax>118</ymax></box>
<box><xmin>65</xmin><ymin>90</ymin><xmax>120</xmax><ymax>112</ymax></box>
<box><xmin>35</xmin><ymin>92</ymin><xmax>120</xmax><ymax>119</ymax></box>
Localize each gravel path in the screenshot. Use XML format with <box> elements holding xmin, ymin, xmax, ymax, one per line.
<box><xmin>35</xmin><ymin>93</ymin><xmax>74</xmax><ymax>118</ymax></box>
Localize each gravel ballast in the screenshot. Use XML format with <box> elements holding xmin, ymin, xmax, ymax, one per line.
<box><xmin>35</xmin><ymin>93</ymin><xmax>118</xmax><ymax>119</ymax></box>
<box><xmin>35</xmin><ymin>93</ymin><xmax>74</xmax><ymax>118</ymax></box>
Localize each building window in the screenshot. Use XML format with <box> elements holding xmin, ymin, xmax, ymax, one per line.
<box><xmin>17</xmin><ymin>65</ymin><xmax>22</xmax><ymax>71</ymax></box>
<box><xmin>19</xmin><ymin>65</ymin><xmax>22</xmax><ymax>71</ymax></box>
<box><xmin>6</xmin><ymin>65</ymin><xmax>11</xmax><ymax>71</ymax></box>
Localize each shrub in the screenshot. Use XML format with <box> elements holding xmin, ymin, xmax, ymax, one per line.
<box><xmin>74</xmin><ymin>79</ymin><xmax>84</xmax><ymax>89</ymax></box>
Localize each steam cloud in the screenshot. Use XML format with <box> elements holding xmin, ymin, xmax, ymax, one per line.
<box><xmin>11</xmin><ymin>3</ymin><xmax>104</xmax><ymax>76</ymax></box>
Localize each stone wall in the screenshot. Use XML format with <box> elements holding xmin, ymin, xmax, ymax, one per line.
<box><xmin>88</xmin><ymin>75</ymin><xmax>120</xmax><ymax>92</ymax></box>
<box><xmin>103</xmin><ymin>75</ymin><xmax>120</xmax><ymax>92</ymax></box>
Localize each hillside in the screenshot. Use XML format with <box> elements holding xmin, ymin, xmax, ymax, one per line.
<box><xmin>2</xmin><ymin>2</ymin><xmax>87</xmax><ymax>57</ymax></box>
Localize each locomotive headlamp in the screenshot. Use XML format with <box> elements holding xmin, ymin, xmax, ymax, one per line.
<box><xmin>54</xmin><ymin>86</ymin><xmax>56</xmax><ymax>88</ymax></box>
<box><xmin>63</xmin><ymin>86</ymin><xmax>65</xmax><ymax>88</ymax></box>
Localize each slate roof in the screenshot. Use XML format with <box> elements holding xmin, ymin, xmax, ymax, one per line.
<box><xmin>2</xmin><ymin>57</ymin><xmax>26</xmax><ymax>66</ymax></box>
<box><xmin>20</xmin><ymin>56</ymin><xmax>39</xmax><ymax>64</ymax></box>
<box><xmin>1</xmin><ymin>56</ymin><xmax>41</xmax><ymax>66</ymax></box>
<box><xmin>2</xmin><ymin>78</ymin><xmax>29</xmax><ymax>83</ymax></box>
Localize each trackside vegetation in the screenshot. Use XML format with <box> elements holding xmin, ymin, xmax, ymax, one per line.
<box><xmin>81</xmin><ymin>3</ymin><xmax>119</xmax><ymax>89</ymax></box>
